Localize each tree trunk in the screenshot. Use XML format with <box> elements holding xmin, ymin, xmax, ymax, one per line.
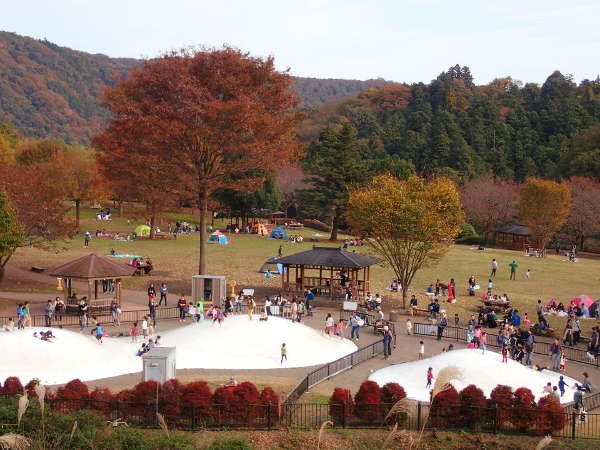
<box><xmin>329</xmin><ymin>208</ymin><xmax>340</xmax><ymax>241</ymax></box>
<box><xmin>198</xmin><ymin>189</ymin><xmax>208</xmax><ymax>275</ymax></box>
<box><xmin>401</xmin><ymin>285</ymin><xmax>408</xmax><ymax>309</ymax></box>
<box><xmin>118</xmin><ymin>201</ymin><xmax>124</xmax><ymax>217</ymax></box>
<box><xmin>580</xmin><ymin>235</ymin><xmax>586</xmax><ymax>253</ymax></box>
<box><xmin>75</xmin><ymin>199</ymin><xmax>81</xmax><ymax>229</ymax></box>
<box><xmin>149</xmin><ymin>214</ymin><xmax>156</xmax><ymax>239</ymax></box>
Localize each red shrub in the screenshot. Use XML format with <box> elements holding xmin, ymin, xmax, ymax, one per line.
<box><xmin>212</xmin><ymin>385</ymin><xmax>238</xmax><ymax>425</ymax></box>
<box><xmin>329</xmin><ymin>388</ymin><xmax>353</xmax><ymax>425</ymax></box>
<box><xmin>381</xmin><ymin>382</ymin><xmax>406</xmax><ymax>405</ymax></box>
<box><xmin>89</xmin><ymin>388</ymin><xmax>114</xmax><ymax>415</ymax></box>
<box><xmin>160</xmin><ymin>379</ymin><xmax>183</xmax><ymax>425</ymax></box>
<box><xmin>535</xmin><ymin>395</ymin><xmax>566</xmax><ymax>435</ymax></box>
<box><xmin>232</xmin><ymin>382</ymin><xmax>261</xmax><ymax>425</ymax></box>
<box><xmin>24</xmin><ymin>380</ymin><xmax>39</xmax><ymax>397</ymax></box>
<box><xmin>429</xmin><ymin>385</ymin><xmax>460</xmax><ymax>428</ymax></box>
<box><xmin>2</xmin><ymin>377</ymin><xmax>23</xmax><ymax>396</ymax></box>
<box><xmin>354</xmin><ymin>381</ymin><xmax>382</xmax><ymax>424</ymax></box>
<box><xmin>182</xmin><ymin>381</ymin><xmax>212</xmax><ymax>408</ymax></box>
<box><xmin>260</xmin><ymin>387</ymin><xmax>280</xmax><ymax>425</ymax></box>
<box><xmin>511</xmin><ymin>387</ymin><xmax>536</xmax><ymax>432</ymax></box>
<box><xmin>55</xmin><ymin>379</ymin><xmax>90</xmax><ymax>413</ymax></box>
<box><xmin>459</xmin><ymin>384</ymin><xmax>487</xmax><ymax>428</ymax></box>
<box><xmin>488</xmin><ymin>385</ymin><xmax>513</xmax><ymax>426</ymax></box>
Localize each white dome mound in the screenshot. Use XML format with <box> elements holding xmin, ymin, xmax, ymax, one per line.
<box><xmin>368</xmin><ymin>349</ymin><xmax>580</xmax><ymax>405</ymax></box>
<box><xmin>0</xmin><ymin>316</ymin><xmax>357</xmax><ymax>385</ymax></box>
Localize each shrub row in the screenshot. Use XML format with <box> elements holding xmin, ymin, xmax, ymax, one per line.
<box><xmin>1</xmin><ymin>376</ymin><xmax>279</xmax><ymax>428</ymax></box>
<box><xmin>330</xmin><ymin>381</ymin><xmax>566</xmax><ymax>435</ymax></box>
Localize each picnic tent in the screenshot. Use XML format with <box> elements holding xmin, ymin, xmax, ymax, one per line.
<box><xmin>589</xmin><ymin>300</ymin><xmax>600</xmax><ymax>318</ymax></box>
<box><xmin>134</xmin><ymin>225</ymin><xmax>151</xmax><ymax>237</ymax></box>
<box><xmin>208</xmin><ymin>231</ymin><xmax>228</xmax><ymax>245</ymax></box>
<box><xmin>572</xmin><ymin>294</ymin><xmax>594</xmax><ymax>309</ymax></box>
<box><xmin>259</xmin><ymin>257</ymin><xmax>284</xmax><ymax>274</ymax></box>
<box><xmin>269</xmin><ymin>226</ymin><xmax>287</xmax><ymax>240</ymax></box>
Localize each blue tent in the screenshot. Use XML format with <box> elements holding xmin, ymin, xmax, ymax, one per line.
<box><xmin>208</xmin><ymin>231</ymin><xmax>228</xmax><ymax>244</ymax></box>
<box><xmin>269</xmin><ymin>227</ymin><xmax>287</xmax><ymax>240</ymax></box>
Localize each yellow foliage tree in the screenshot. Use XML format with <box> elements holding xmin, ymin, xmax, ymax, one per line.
<box><xmin>348</xmin><ymin>174</ymin><xmax>463</xmax><ymax>307</ymax></box>
<box><xmin>519</xmin><ymin>178</ymin><xmax>571</xmax><ymax>253</ymax></box>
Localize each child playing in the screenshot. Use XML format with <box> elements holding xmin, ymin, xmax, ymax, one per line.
<box><xmin>419</xmin><ymin>341</ymin><xmax>425</xmax><ymax>360</ymax></box>
<box><xmin>281</xmin><ymin>343</ymin><xmax>287</xmax><ymax>365</ymax></box>
<box><xmin>525</xmin><ymin>269</ymin><xmax>531</xmax><ymax>279</ymax></box>
<box><xmin>523</xmin><ymin>312</ymin><xmax>532</xmax><ymax>326</ymax></box>
<box><xmin>558</xmin><ymin>376</ymin><xmax>569</xmax><ymax>397</ymax></box>
<box><xmin>406</xmin><ymin>318</ymin><xmax>412</xmax><ymax>335</ymax></box>
<box><xmin>501</xmin><ymin>344</ymin><xmax>508</xmax><ymax>363</ymax></box>
<box><xmin>560</xmin><ymin>351</ymin><xmax>567</xmax><ymax>371</ymax></box>
<box><xmin>454</xmin><ymin>313</ymin><xmax>459</xmax><ymax>326</ymax></box>
<box><xmin>130</xmin><ymin>322</ymin><xmax>139</xmax><ymax>343</ymax></box>
<box><xmin>426</xmin><ymin>367</ymin><xmax>433</xmax><ymax>388</ymax></box>
<box><xmin>259</xmin><ymin>311</ymin><xmax>268</xmax><ymax>321</ymax></box>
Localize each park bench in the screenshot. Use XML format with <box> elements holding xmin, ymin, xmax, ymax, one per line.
<box><xmin>410</xmin><ymin>307</ymin><xmax>430</xmax><ymax>317</ymax></box>
<box><xmin>154</xmin><ymin>232</ymin><xmax>172</xmax><ymax>240</ymax></box>
<box><xmin>30</xmin><ymin>266</ymin><xmax>47</xmax><ymax>273</ymax></box>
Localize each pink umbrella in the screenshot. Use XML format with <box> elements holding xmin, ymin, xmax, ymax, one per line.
<box><xmin>572</xmin><ymin>295</ymin><xmax>594</xmax><ymax>308</ymax></box>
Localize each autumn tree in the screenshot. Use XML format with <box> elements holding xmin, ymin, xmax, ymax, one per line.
<box><xmin>460</xmin><ymin>175</ymin><xmax>520</xmax><ymax>238</ymax></box>
<box><xmin>301</xmin><ymin>122</ymin><xmax>369</xmax><ymax>240</ymax></box>
<box><xmin>519</xmin><ymin>178</ymin><xmax>571</xmax><ymax>252</ymax></box>
<box><xmin>43</xmin><ymin>149</ymin><xmax>103</xmax><ymax>229</ymax></box>
<box><xmin>97</xmin><ymin>47</ymin><xmax>302</xmax><ymax>273</ymax></box>
<box><xmin>0</xmin><ymin>187</ymin><xmax>24</xmax><ymax>281</ymax></box>
<box><xmin>348</xmin><ymin>174</ymin><xmax>463</xmax><ymax>307</ymax></box>
<box><xmin>94</xmin><ymin>120</ymin><xmax>179</xmax><ymax>239</ymax></box>
<box><xmin>561</xmin><ymin>177</ymin><xmax>600</xmax><ymax>250</ymax></box>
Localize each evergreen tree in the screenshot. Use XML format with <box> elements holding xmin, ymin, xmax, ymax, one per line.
<box><xmin>301</xmin><ymin>122</ymin><xmax>369</xmax><ymax>240</ymax></box>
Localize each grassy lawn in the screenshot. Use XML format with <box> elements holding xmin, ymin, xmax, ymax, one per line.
<box><xmin>7</xmin><ymin>207</ymin><xmax>600</xmax><ymax>334</ymax></box>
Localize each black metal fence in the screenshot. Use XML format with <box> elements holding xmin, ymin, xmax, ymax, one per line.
<box><xmin>339</xmin><ymin>309</ymin><xmax>397</xmax><ymax>337</ymax></box>
<box><xmin>412</xmin><ymin>322</ymin><xmax>600</xmax><ymax>369</ymax></box>
<box><xmin>5</xmin><ymin>396</ymin><xmax>600</xmax><ymax>439</ymax></box>
<box><xmin>283</xmin><ymin>339</ymin><xmax>385</xmax><ymax>405</ymax></box>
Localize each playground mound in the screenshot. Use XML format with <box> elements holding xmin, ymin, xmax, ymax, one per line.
<box><xmin>368</xmin><ymin>348</ymin><xmax>579</xmax><ymax>404</ymax></box>
<box><xmin>0</xmin><ymin>316</ymin><xmax>357</xmax><ymax>385</ymax></box>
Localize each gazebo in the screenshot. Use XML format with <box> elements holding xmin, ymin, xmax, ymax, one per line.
<box><xmin>277</xmin><ymin>246</ymin><xmax>382</xmax><ymax>299</ymax></box>
<box><xmin>486</xmin><ymin>224</ymin><xmax>539</xmax><ymax>251</ymax></box>
<box><xmin>50</xmin><ymin>253</ymin><xmax>136</xmax><ymax>312</ymax></box>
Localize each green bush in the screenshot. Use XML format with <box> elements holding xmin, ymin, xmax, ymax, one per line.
<box><xmin>205</xmin><ymin>437</ymin><xmax>252</xmax><ymax>450</ymax></box>
<box><xmin>457</xmin><ymin>223</ymin><xmax>481</xmax><ymax>244</ymax></box>
<box><xmin>151</xmin><ymin>432</ymin><xmax>194</xmax><ymax>450</ymax></box>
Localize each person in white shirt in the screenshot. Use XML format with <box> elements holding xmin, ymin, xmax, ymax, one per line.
<box><xmin>419</xmin><ymin>341</ymin><xmax>425</xmax><ymax>359</ymax></box>
<box><xmin>141</xmin><ymin>317</ymin><xmax>148</xmax><ymax>338</ymax></box>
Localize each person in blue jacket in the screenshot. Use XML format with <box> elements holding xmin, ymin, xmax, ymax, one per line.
<box><xmin>383</xmin><ymin>326</ymin><xmax>394</xmax><ymax>359</ymax></box>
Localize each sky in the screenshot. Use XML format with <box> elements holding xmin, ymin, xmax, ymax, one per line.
<box><xmin>3</xmin><ymin>0</ymin><xmax>600</xmax><ymax>85</ymax></box>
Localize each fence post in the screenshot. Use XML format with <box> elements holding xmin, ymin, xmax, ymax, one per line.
<box><xmin>571</xmin><ymin>411</ymin><xmax>576</xmax><ymax>440</ymax></box>
<box><xmin>417</xmin><ymin>402</ymin><xmax>421</xmax><ymax>430</ymax></box>
<box><xmin>267</xmin><ymin>403</ymin><xmax>272</xmax><ymax>431</ymax></box>
<box><xmin>493</xmin><ymin>404</ymin><xmax>499</xmax><ymax>434</ymax></box>
<box><xmin>191</xmin><ymin>404</ymin><xmax>196</xmax><ymax>431</ymax></box>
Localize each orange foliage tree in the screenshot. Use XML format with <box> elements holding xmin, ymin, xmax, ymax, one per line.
<box><xmin>348</xmin><ymin>174</ymin><xmax>463</xmax><ymax>307</ymax></box>
<box><xmin>519</xmin><ymin>178</ymin><xmax>571</xmax><ymax>252</ymax></box>
<box><xmin>96</xmin><ymin>47</ymin><xmax>302</xmax><ymax>273</ymax></box>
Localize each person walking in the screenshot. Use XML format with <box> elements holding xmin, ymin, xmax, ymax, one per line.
<box><xmin>509</xmin><ymin>260</ymin><xmax>518</xmax><ymax>280</ymax></box>
<box><xmin>44</xmin><ymin>300</ymin><xmax>53</xmax><ymax>327</ymax></box>
<box><xmin>383</xmin><ymin>326</ymin><xmax>393</xmax><ymax>359</ymax></box>
<box><xmin>83</xmin><ymin>231</ymin><xmax>91</xmax><ymax>248</ymax></box>
<box><xmin>419</xmin><ymin>341</ymin><xmax>425</xmax><ymax>359</ymax></box>
<box><xmin>550</xmin><ymin>339</ymin><xmax>561</xmax><ymax>371</ymax></box>
<box><xmin>159</xmin><ymin>283</ymin><xmax>168</xmax><ymax>306</ymax></box>
<box><xmin>536</xmin><ymin>299</ymin><xmax>544</xmax><ymax>323</ymax></box>
<box><xmin>247</xmin><ymin>297</ymin><xmax>256</xmax><ymax>320</ymax></box>
<box><xmin>195</xmin><ymin>299</ymin><xmax>204</xmax><ymax>321</ymax></box>
<box><xmin>490</xmin><ymin>259</ymin><xmax>498</xmax><ymax>277</ymax></box>
<box><xmin>16</xmin><ymin>304</ymin><xmax>25</xmax><ymax>330</ymax></box>
<box><xmin>278</xmin><ymin>245</ymin><xmax>283</xmax><ymax>258</ymax></box>
<box><xmin>480</xmin><ymin>332</ymin><xmax>487</xmax><ymax>354</ymax></box>
<box><xmin>436</xmin><ymin>312</ymin><xmax>448</xmax><ymax>341</ymax></box>
<box><xmin>280</xmin><ymin>343</ymin><xmax>287</xmax><ymax>365</ymax></box>
<box><xmin>563</xmin><ymin>319</ymin><xmax>574</xmax><ymax>347</ymax></box>
<box><xmin>23</xmin><ymin>302</ymin><xmax>31</xmax><ymax>327</ymax></box>
<box><xmin>350</xmin><ymin>314</ymin><xmax>360</xmax><ymax>341</ymax></box>
<box><xmin>426</xmin><ymin>367</ymin><xmax>434</xmax><ymax>388</ymax></box>
<box><xmin>110</xmin><ymin>297</ymin><xmax>121</xmax><ymax>326</ymax></box>
<box><xmin>54</xmin><ymin>297</ymin><xmax>64</xmax><ymax>322</ymax></box>
<box><xmin>130</xmin><ymin>322</ymin><xmax>139</xmax><ymax>343</ymax></box>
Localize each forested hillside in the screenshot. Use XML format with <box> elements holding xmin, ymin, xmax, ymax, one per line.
<box><xmin>307</xmin><ymin>65</ymin><xmax>600</xmax><ymax>182</ymax></box>
<box><xmin>0</xmin><ymin>31</ymin><xmax>392</xmax><ymax>143</ymax></box>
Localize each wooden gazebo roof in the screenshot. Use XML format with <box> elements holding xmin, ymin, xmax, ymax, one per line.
<box><xmin>49</xmin><ymin>253</ymin><xmax>136</xmax><ymax>279</ymax></box>
<box><xmin>276</xmin><ymin>246</ymin><xmax>382</xmax><ymax>268</ymax></box>
<box><xmin>491</xmin><ymin>224</ymin><xmax>532</xmax><ymax>236</ymax></box>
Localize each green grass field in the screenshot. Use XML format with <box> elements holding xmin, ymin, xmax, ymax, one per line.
<box><xmin>8</xmin><ymin>208</ymin><xmax>600</xmax><ymax>334</ymax></box>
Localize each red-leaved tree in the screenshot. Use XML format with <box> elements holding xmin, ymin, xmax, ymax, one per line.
<box><xmin>511</xmin><ymin>387</ymin><xmax>536</xmax><ymax>432</ymax></box>
<box><xmin>429</xmin><ymin>385</ymin><xmax>460</xmax><ymax>428</ymax></box>
<box><xmin>535</xmin><ymin>395</ymin><xmax>566</xmax><ymax>435</ymax></box>
<box><xmin>260</xmin><ymin>387</ymin><xmax>280</xmax><ymax>425</ymax></box>
<box><xmin>354</xmin><ymin>381</ymin><xmax>382</xmax><ymax>424</ymax></box>
<box><xmin>95</xmin><ymin>47</ymin><xmax>303</xmax><ymax>274</ymax></box>
<box><xmin>381</xmin><ymin>382</ymin><xmax>406</xmax><ymax>423</ymax></box>
<box><xmin>181</xmin><ymin>380</ymin><xmax>213</xmax><ymax>421</ymax></box>
<box><xmin>488</xmin><ymin>385</ymin><xmax>513</xmax><ymax>428</ymax></box>
<box><xmin>329</xmin><ymin>387</ymin><xmax>353</xmax><ymax>425</ymax></box>
<box><xmin>458</xmin><ymin>384</ymin><xmax>487</xmax><ymax>428</ymax></box>
<box><xmin>2</xmin><ymin>377</ymin><xmax>23</xmax><ymax>396</ymax></box>
<box><xmin>89</xmin><ymin>388</ymin><xmax>114</xmax><ymax>415</ymax></box>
